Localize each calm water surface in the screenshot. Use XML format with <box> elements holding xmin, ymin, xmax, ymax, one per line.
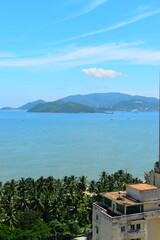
<box><xmin>0</xmin><ymin>111</ymin><xmax>158</xmax><ymax>182</ymax></box>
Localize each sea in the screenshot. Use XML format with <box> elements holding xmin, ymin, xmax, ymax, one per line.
<box><xmin>0</xmin><ymin>110</ymin><xmax>158</xmax><ymax>182</ymax></box>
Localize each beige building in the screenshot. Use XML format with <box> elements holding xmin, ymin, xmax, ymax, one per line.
<box><xmin>150</xmin><ymin>163</ymin><xmax>160</xmax><ymax>187</ymax></box>
<box><xmin>92</xmin><ymin>183</ymin><xmax>160</xmax><ymax>240</ymax></box>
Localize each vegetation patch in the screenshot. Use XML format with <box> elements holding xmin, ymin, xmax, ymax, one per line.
<box><xmin>0</xmin><ymin>171</ymin><xmax>142</xmax><ymax>239</ymax></box>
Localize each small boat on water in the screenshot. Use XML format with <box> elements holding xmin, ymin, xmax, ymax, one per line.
<box><xmin>106</xmin><ymin>112</ymin><xmax>114</xmax><ymax>114</ymax></box>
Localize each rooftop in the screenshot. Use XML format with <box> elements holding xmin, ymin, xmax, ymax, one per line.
<box><xmin>127</xmin><ymin>184</ymin><xmax>158</xmax><ymax>191</ymax></box>
<box><xmin>102</xmin><ymin>184</ymin><xmax>160</xmax><ymax>206</ymax></box>
<box><xmin>95</xmin><ymin>202</ymin><xmax>121</xmax><ymax>217</ymax></box>
<box><xmin>103</xmin><ymin>191</ymin><xmax>138</xmax><ymax>205</ymax></box>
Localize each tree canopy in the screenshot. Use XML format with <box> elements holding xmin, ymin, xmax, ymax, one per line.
<box><xmin>0</xmin><ymin>171</ymin><xmax>142</xmax><ymax>240</ymax></box>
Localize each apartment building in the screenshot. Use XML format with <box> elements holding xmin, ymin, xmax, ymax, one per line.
<box><xmin>92</xmin><ymin>183</ymin><xmax>160</xmax><ymax>240</ymax></box>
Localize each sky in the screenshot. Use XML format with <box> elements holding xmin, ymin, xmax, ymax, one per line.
<box><xmin>0</xmin><ymin>0</ymin><xmax>160</xmax><ymax>107</ymax></box>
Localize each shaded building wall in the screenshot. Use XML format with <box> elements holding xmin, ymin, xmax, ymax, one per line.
<box><xmin>150</xmin><ymin>171</ymin><xmax>160</xmax><ymax>187</ymax></box>
<box><xmin>147</xmin><ymin>218</ymin><xmax>160</xmax><ymax>240</ymax></box>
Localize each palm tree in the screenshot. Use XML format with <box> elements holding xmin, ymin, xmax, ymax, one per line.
<box><xmin>88</xmin><ymin>180</ymin><xmax>97</xmax><ymax>192</ymax></box>
<box><xmin>99</xmin><ymin>171</ymin><xmax>109</xmax><ymax>192</ymax></box>
<box><xmin>78</xmin><ymin>176</ymin><xmax>87</xmax><ymax>191</ymax></box>
<box><xmin>1</xmin><ymin>193</ymin><xmax>17</xmax><ymax>228</ymax></box>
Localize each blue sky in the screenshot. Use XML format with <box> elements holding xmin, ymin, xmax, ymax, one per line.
<box><xmin>0</xmin><ymin>0</ymin><xmax>160</xmax><ymax>107</ymax></box>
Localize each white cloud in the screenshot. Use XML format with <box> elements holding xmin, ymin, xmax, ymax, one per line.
<box><xmin>0</xmin><ymin>52</ymin><xmax>15</xmax><ymax>58</ymax></box>
<box><xmin>51</xmin><ymin>0</ymin><xmax>107</xmax><ymax>24</ymax></box>
<box><xmin>47</xmin><ymin>9</ymin><xmax>160</xmax><ymax>45</ymax></box>
<box><xmin>82</xmin><ymin>68</ymin><xmax>125</xmax><ymax>78</ymax></box>
<box><xmin>137</xmin><ymin>4</ymin><xmax>153</xmax><ymax>12</ymax></box>
<box><xmin>79</xmin><ymin>0</ymin><xmax>107</xmax><ymax>15</ymax></box>
<box><xmin>0</xmin><ymin>41</ymin><xmax>160</xmax><ymax>68</ymax></box>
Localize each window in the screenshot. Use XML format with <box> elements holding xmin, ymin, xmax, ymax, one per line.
<box><xmin>130</xmin><ymin>225</ymin><xmax>135</xmax><ymax>231</ymax></box>
<box><xmin>121</xmin><ymin>226</ymin><xmax>125</xmax><ymax>232</ymax></box>
<box><xmin>96</xmin><ymin>214</ymin><xmax>99</xmax><ymax>220</ymax></box>
<box><xmin>113</xmin><ymin>203</ymin><xmax>116</xmax><ymax>212</ymax></box>
<box><xmin>136</xmin><ymin>224</ymin><xmax>141</xmax><ymax>230</ymax></box>
<box><xmin>95</xmin><ymin>226</ymin><xmax>99</xmax><ymax>234</ymax></box>
<box><xmin>130</xmin><ymin>223</ymin><xmax>141</xmax><ymax>231</ymax></box>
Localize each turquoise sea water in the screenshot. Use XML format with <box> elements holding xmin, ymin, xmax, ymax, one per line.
<box><xmin>0</xmin><ymin>111</ymin><xmax>158</xmax><ymax>182</ymax></box>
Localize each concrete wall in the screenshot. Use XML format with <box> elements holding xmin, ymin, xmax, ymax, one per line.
<box><xmin>150</xmin><ymin>171</ymin><xmax>160</xmax><ymax>187</ymax></box>
<box><xmin>93</xmin><ymin>203</ymin><xmax>160</xmax><ymax>240</ymax></box>
<box><xmin>92</xmin><ymin>204</ymin><xmax>113</xmax><ymax>240</ymax></box>
<box><xmin>140</xmin><ymin>189</ymin><xmax>160</xmax><ymax>201</ymax></box>
<box><xmin>147</xmin><ymin>218</ymin><xmax>160</xmax><ymax>240</ymax></box>
<box><xmin>126</xmin><ymin>185</ymin><xmax>140</xmax><ymax>200</ymax></box>
<box><xmin>144</xmin><ymin>202</ymin><xmax>160</xmax><ymax>212</ymax></box>
<box><xmin>126</xmin><ymin>185</ymin><xmax>160</xmax><ymax>202</ymax></box>
<box><xmin>100</xmin><ymin>213</ymin><xmax>113</xmax><ymax>240</ymax></box>
<box><xmin>92</xmin><ymin>204</ymin><xmax>127</xmax><ymax>240</ymax></box>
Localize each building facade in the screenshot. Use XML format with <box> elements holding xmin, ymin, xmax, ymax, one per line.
<box><xmin>150</xmin><ymin>163</ymin><xmax>160</xmax><ymax>187</ymax></box>
<box><xmin>92</xmin><ymin>184</ymin><xmax>160</xmax><ymax>240</ymax></box>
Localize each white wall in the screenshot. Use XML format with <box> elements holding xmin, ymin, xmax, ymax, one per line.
<box><xmin>126</xmin><ymin>185</ymin><xmax>160</xmax><ymax>202</ymax></box>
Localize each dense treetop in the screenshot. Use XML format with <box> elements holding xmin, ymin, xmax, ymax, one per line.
<box><xmin>0</xmin><ymin>170</ymin><xmax>142</xmax><ymax>240</ymax></box>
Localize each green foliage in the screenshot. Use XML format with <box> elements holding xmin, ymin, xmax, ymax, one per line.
<box><xmin>48</xmin><ymin>220</ymin><xmax>71</xmax><ymax>238</ymax></box>
<box><xmin>154</xmin><ymin>161</ymin><xmax>160</xmax><ymax>168</ymax></box>
<box><xmin>28</xmin><ymin>101</ymin><xmax>100</xmax><ymax>113</ymax></box>
<box><xmin>0</xmin><ymin>171</ymin><xmax>142</xmax><ymax>239</ymax></box>
<box><xmin>0</xmin><ymin>224</ymin><xmax>11</xmax><ymax>240</ymax></box>
<box><xmin>31</xmin><ymin>220</ymin><xmax>51</xmax><ymax>239</ymax></box>
<box><xmin>144</xmin><ymin>171</ymin><xmax>150</xmax><ymax>184</ymax></box>
<box><xmin>0</xmin><ymin>221</ymin><xmax>51</xmax><ymax>240</ymax></box>
<box><xmin>16</xmin><ymin>211</ymin><xmax>42</xmax><ymax>230</ymax></box>
<box><xmin>89</xmin><ymin>170</ymin><xmax>142</xmax><ymax>193</ymax></box>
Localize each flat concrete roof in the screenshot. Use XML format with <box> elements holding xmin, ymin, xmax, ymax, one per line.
<box><xmin>103</xmin><ymin>184</ymin><xmax>159</xmax><ymax>205</ymax></box>
<box><xmin>103</xmin><ymin>192</ymin><xmax>137</xmax><ymax>205</ymax></box>
<box><xmin>127</xmin><ymin>184</ymin><xmax>158</xmax><ymax>191</ymax></box>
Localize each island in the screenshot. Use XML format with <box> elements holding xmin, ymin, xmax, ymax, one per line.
<box><xmin>1</xmin><ymin>92</ymin><xmax>158</xmax><ymax>112</ymax></box>
<box><xmin>28</xmin><ymin>101</ymin><xmax>102</xmax><ymax>113</ymax></box>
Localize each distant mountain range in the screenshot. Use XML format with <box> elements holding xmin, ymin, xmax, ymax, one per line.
<box><xmin>1</xmin><ymin>100</ymin><xmax>45</xmax><ymax>111</ymax></box>
<box><xmin>18</xmin><ymin>100</ymin><xmax>45</xmax><ymax>110</ymax></box>
<box><xmin>28</xmin><ymin>101</ymin><xmax>100</xmax><ymax>113</ymax></box>
<box><xmin>110</xmin><ymin>99</ymin><xmax>159</xmax><ymax>112</ymax></box>
<box><xmin>1</xmin><ymin>93</ymin><xmax>159</xmax><ymax>112</ymax></box>
<box><xmin>59</xmin><ymin>92</ymin><xmax>158</xmax><ymax>107</ymax></box>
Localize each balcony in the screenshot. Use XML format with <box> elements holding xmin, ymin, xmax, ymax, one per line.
<box><xmin>128</xmin><ymin>229</ymin><xmax>145</xmax><ymax>238</ymax></box>
<box><xmin>94</xmin><ymin>202</ymin><xmax>121</xmax><ymax>217</ymax></box>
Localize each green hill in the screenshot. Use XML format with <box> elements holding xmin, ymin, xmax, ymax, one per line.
<box><xmin>19</xmin><ymin>99</ymin><xmax>45</xmax><ymax>110</ymax></box>
<box><xmin>0</xmin><ymin>107</ymin><xmax>14</xmax><ymax>110</ymax></box>
<box><xmin>1</xmin><ymin>92</ymin><xmax>158</xmax><ymax>112</ymax></box>
<box><xmin>59</xmin><ymin>92</ymin><xmax>158</xmax><ymax>107</ymax></box>
<box><xmin>28</xmin><ymin>101</ymin><xmax>100</xmax><ymax>113</ymax></box>
<box><xmin>111</xmin><ymin>99</ymin><xmax>159</xmax><ymax>112</ymax></box>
